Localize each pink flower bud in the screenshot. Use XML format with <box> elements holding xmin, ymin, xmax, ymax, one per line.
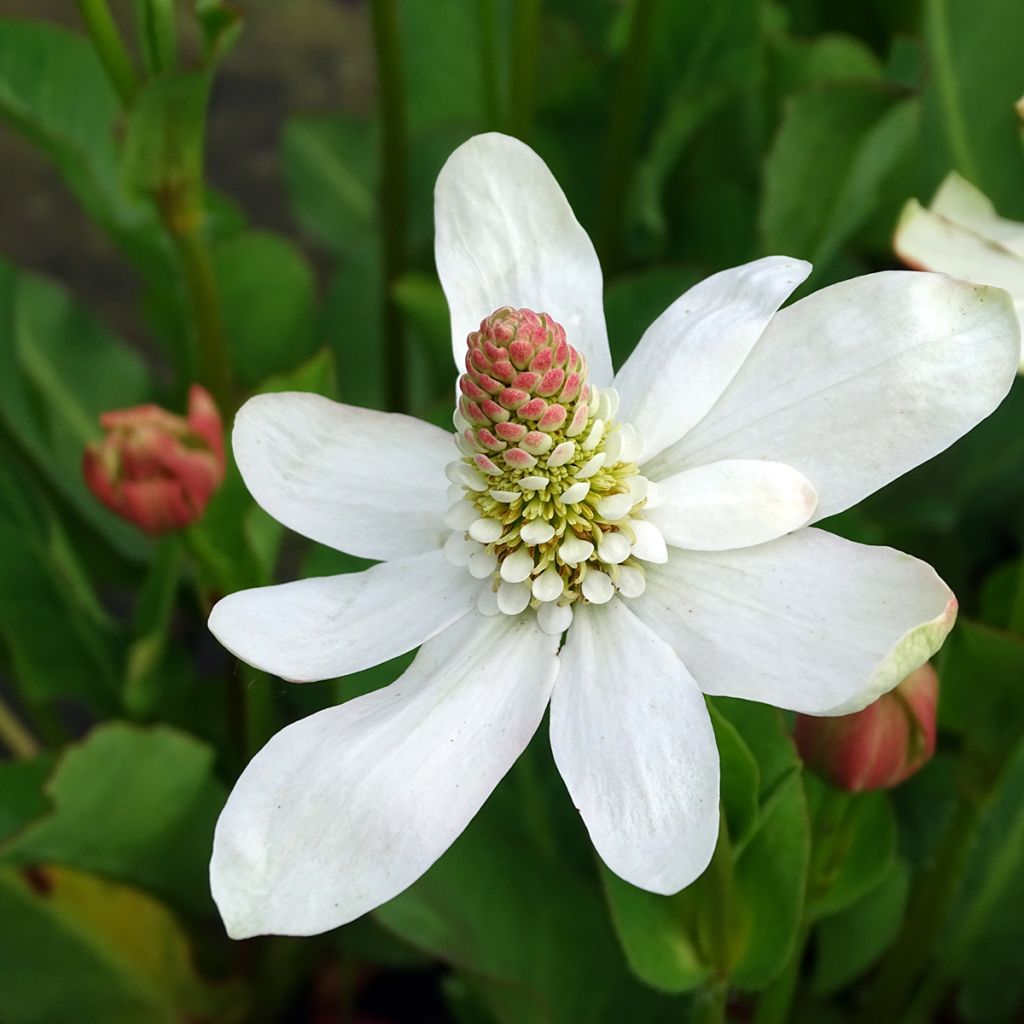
<box><xmin>794</xmin><ymin>663</ymin><xmax>939</xmax><ymax>792</ymax></box>
<box><xmin>82</xmin><ymin>385</ymin><xmax>226</xmax><ymax>535</ymax></box>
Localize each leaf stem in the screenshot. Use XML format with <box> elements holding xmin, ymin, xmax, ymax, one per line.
<box><xmin>0</xmin><ymin>694</ymin><xmax>40</xmax><ymax>760</ymax></box>
<box><xmin>370</xmin><ymin>0</ymin><xmax>409</xmax><ymax>414</ymax></box>
<box><xmin>76</xmin><ymin>0</ymin><xmax>139</xmax><ymax>105</ymax></box>
<box><xmin>507</xmin><ymin>0</ymin><xmax>541</xmax><ymax>141</ymax></box>
<box><xmin>598</xmin><ymin>0</ymin><xmax>658</xmax><ymax>271</ymax></box>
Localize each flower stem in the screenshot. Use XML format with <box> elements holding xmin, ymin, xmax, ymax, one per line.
<box><xmin>857</xmin><ymin>793</ymin><xmax>980</xmax><ymax>1023</ymax></box>
<box><xmin>598</xmin><ymin>0</ymin><xmax>657</xmax><ymax>271</ymax></box>
<box><xmin>76</xmin><ymin>0</ymin><xmax>139</xmax><ymax>105</ymax></box>
<box><xmin>0</xmin><ymin>694</ymin><xmax>40</xmax><ymax>760</ymax></box>
<box><xmin>690</xmin><ymin>980</ymin><xmax>728</xmax><ymax>1024</ymax></box>
<box><xmin>507</xmin><ymin>0</ymin><xmax>540</xmax><ymax>141</ymax></box>
<box><xmin>370</xmin><ymin>0</ymin><xmax>409</xmax><ymax>414</ymax></box>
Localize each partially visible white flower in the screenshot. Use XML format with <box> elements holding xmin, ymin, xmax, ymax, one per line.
<box><xmin>895</xmin><ymin>171</ymin><xmax>1024</xmax><ymax>370</ymax></box>
<box><xmin>208</xmin><ymin>134</ymin><xmax>1021</xmax><ymax>940</ymax></box>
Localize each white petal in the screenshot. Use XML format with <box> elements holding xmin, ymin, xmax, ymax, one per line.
<box><xmin>469</xmin><ymin>518</ymin><xmax>504</xmax><ymax>544</ymax></box>
<box><xmin>648</xmin><ymin>273</ymin><xmax>1021</xmax><ymax>520</ymax></box>
<box><xmin>596</xmin><ymin>532</ymin><xmax>631</xmax><ymax>564</ymax></box>
<box><xmin>634</xmin><ymin>528</ymin><xmax>957</xmax><ymax>716</ymax></box>
<box><xmin>211</xmin><ymin>612</ymin><xmax>558</xmax><ymax>937</ymax></box>
<box><xmin>477</xmin><ymin>586</ymin><xmax>499</xmax><ymax>616</ymax></box>
<box><xmin>443</xmin><ymin>531</ymin><xmax>478</xmax><ymax>566</ymax></box>
<box><xmin>468</xmin><ymin>548</ymin><xmax>498</xmax><ymax>579</ymax></box>
<box><xmin>500</xmin><ymin>548</ymin><xmax>535</xmax><ymax>583</ymax></box>
<box><xmin>615</xmin><ymin>565</ymin><xmax>646</xmax><ymax>598</ymax></box>
<box><xmin>444</xmin><ymin>500</ymin><xmax>478</xmax><ymax>530</ymax></box>
<box><xmin>559</xmin><ymin>535</ymin><xmax>594</xmax><ymax>565</ymax></box>
<box><xmin>577</xmin><ymin>453</ymin><xmax>606</xmax><ymax>478</ymax></box>
<box><xmin>548</xmin><ymin>441</ymin><xmax>576</xmax><ymax>467</ymax></box>
<box><xmin>497</xmin><ymin>580</ymin><xmax>531</xmax><ymax>615</ymax></box>
<box><xmin>234</xmin><ymin>393</ymin><xmax>451</xmax><ymax>561</ymax></box>
<box><xmin>520</xmin><ymin>519</ymin><xmax>555</xmax><ymax>544</ymax></box>
<box><xmin>532</xmin><ymin>567</ymin><xmax>564</xmax><ymax>602</ymax></box>
<box><xmin>208</xmin><ymin>550</ymin><xmax>477</xmax><ymax>683</ymax></box>
<box><xmin>614</xmin><ymin>257</ymin><xmax>811</xmax><ymax>462</ymax></box>
<box><xmin>930</xmin><ymin>171</ymin><xmax>1024</xmax><ymax>257</ymax></box>
<box><xmin>537</xmin><ymin>601</ymin><xmax>572</xmax><ymax>635</ymax></box>
<box><xmin>550</xmin><ymin>601</ymin><xmax>719</xmax><ymax>894</ymax></box>
<box><xmin>519</xmin><ymin>475</ymin><xmax>549</xmax><ymax>491</ymax></box>
<box><xmin>646</xmin><ymin>460</ymin><xmax>818</xmax><ymax>551</ymax></box>
<box><xmin>629</xmin><ymin>519</ymin><xmax>668</xmax><ymax>563</ymax></box>
<box><xmin>596</xmin><ymin>492</ymin><xmax>633</xmax><ymax>521</ymax></box>
<box><xmin>435</xmin><ymin>133</ymin><xmax>613</xmax><ymax>385</ymax></box>
<box><xmin>581</xmin><ymin>569</ymin><xmax>614</xmax><ymax>604</ymax></box>
<box><xmin>560</xmin><ymin>481</ymin><xmax>591</xmax><ymax>504</ymax></box>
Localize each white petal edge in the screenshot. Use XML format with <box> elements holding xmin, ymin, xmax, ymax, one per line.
<box><xmin>645</xmin><ymin>459</ymin><xmax>818</xmax><ymax>551</ymax></box>
<box><xmin>208</xmin><ymin>549</ymin><xmax>478</xmax><ymax>683</ymax></box>
<box><xmin>549</xmin><ymin>600</ymin><xmax>720</xmax><ymax>895</ymax></box>
<box><xmin>647</xmin><ymin>272</ymin><xmax>1021</xmax><ymax>520</ymax></box>
<box><xmin>435</xmin><ymin>132</ymin><xmax>613</xmax><ymax>386</ymax></box>
<box><xmin>211</xmin><ymin>610</ymin><xmax>559</xmax><ymax>938</ymax></box>
<box><xmin>894</xmin><ymin>198</ymin><xmax>1024</xmax><ymax>368</ymax></box>
<box><xmin>633</xmin><ymin>528</ymin><xmax>957</xmax><ymax>716</ymax></box>
<box><xmin>234</xmin><ymin>392</ymin><xmax>452</xmax><ymax>561</ymax></box>
<box><xmin>929</xmin><ymin>171</ymin><xmax>1024</xmax><ymax>257</ymax></box>
<box><xmin>614</xmin><ymin>256</ymin><xmax>811</xmax><ymax>462</ymax></box>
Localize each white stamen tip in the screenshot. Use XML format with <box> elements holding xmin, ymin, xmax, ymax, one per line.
<box><xmin>627</xmin><ymin>475</ymin><xmax>649</xmax><ymax>505</ymax></box>
<box><xmin>444</xmin><ymin>500</ymin><xmax>478</xmax><ymax>530</ymax></box>
<box><xmin>548</xmin><ymin>441</ymin><xmax>576</xmax><ymax>467</ymax></box>
<box><xmin>616</xmin><ymin>564</ymin><xmax>646</xmax><ymax>598</ymax></box>
<box><xmin>477</xmin><ymin>585</ymin><xmax>500</xmax><ymax>616</ymax></box>
<box><xmin>582</xmin><ymin>569</ymin><xmax>614</xmax><ymax>604</ymax></box>
<box><xmin>520</xmin><ymin>520</ymin><xmax>556</xmax><ymax>545</ymax></box>
<box><xmin>596</xmin><ymin>492</ymin><xmax>633</xmax><ymax>521</ymax></box>
<box><xmin>576</xmin><ymin>453</ymin><xmax>606</xmax><ymax>478</ymax></box>
<box><xmin>630</xmin><ymin>519</ymin><xmax>668</xmax><ymax>563</ymax></box>
<box><xmin>490</xmin><ymin>489</ymin><xmax>520</xmax><ymax>503</ymax></box>
<box><xmin>559</xmin><ymin>534</ymin><xmax>594</xmax><ymax>565</ymax></box>
<box><xmin>519</xmin><ymin>475</ymin><xmax>549</xmax><ymax>491</ymax></box>
<box><xmin>597</xmin><ymin>532</ymin><xmax>631</xmax><ymax>565</ymax></box>
<box><xmin>582</xmin><ymin>419</ymin><xmax>605</xmax><ymax>451</ymax></box>
<box><xmin>468</xmin><ymin>548</ymin><xmax>499</xmax><ymax>579</ymax></box>
<box><xmin>443</xmin><ymin>531</ymin><xmax>479</xmax><ymax>567</ymax></box>
<box><xmin>537</xmin><ymin>601</ymin><xmax>573</xmax><ymax>635</ymax></box>
<box><xmin>560</xmin><ymin>481</ymin><xmax>590</xmax><ymax>505</ymax></box>
<box><xmin>500</xmin><ymin>548</ymin><xmax>535</xmax><ymax>584</ymax></box>
<box><xmin>532</xmin><ymin>566</ymin><xmax>564</xmax><ymax>603</ymax></box>
<box><xmin>469</xmin><ymin>517</ymin><xmax>504</xmax><ymax>544</ymax></box>
<box><xmin>497</xmin><ymin>580</ymin><xmax>532</xmax><ymax>616</ymax></box>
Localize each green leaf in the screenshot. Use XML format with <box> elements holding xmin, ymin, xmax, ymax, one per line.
<box><xmin>0</xmin><ymin>865</ymin><xmax>244</xmax><ymax>1024</ymax></box>
<box><xmin>213</xmin><ymin>231</ymin><xmax>317</xmax><ymax>387</ymax></box>
<box><xmin>0</xmin><ymin>259</ymin><xmax>150</xmax><ymax>559</ymax></box>
<box><xmin>194</xmin><ymin>0</ymin><xmax>244</xmax><ymax>63</ymax></box>
<box><xmin>711</xmin><ymin>705</ymin><xmax>761</xmax><ymax>849</ymax></box>
<box><xmin>939</xmin><ymin>620</ymin><xmax>1024</xmax><ymax>761</ymax></box>
<box><xmin>805</xmin><ymin>782</ymin><xmax>897</xmax><ymax>920</ymax></box>
<box><xmin>0</xmin><ymin>756</ymin><xmax>54</xmax><ymax>844</ymax></box>
<box><xmin>1</xmin><ymin>723</ymin><xmax>226</xmax><ymax>915</ymax></box>
<box><xmin>920</xmin><ymin>0</ymin><xmax>1024</xmax><ymax>216</ymax></box>
<box><xmin>761</xmin><ymin>83</ymin><xmax>916</xmax><ymax>276</ymax></box>
<box><xmin>813</xmin><ymin>860</ymin><xmax>910</xmax><ymax>996</ymax></box>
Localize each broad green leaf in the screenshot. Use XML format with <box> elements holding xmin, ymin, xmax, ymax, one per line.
<box><xmin>711</xmin><ymin>705</ymin><xmax>761</xmax><ymax>848</ymax></box>
<box><xmin>939</xmin><ymin>620</ymin><xmax>1024</xmax><ymax>761</ymax></box>
<box><xmin>761</xmin><ymin>83</ymin><xmax>916</xmax><ymax>276</ymax></box>
<box><xmin>814</xmin><ymin>860</ymin><xmax>910</xmax><ymax>995</ymax></box>
<box><xmin>805</xmin><ymin>781</ymin><xmax>897</xmax><ymax>919</ymax></box>
<box><xmin>920</xmin><ymin>0</ymin><xmax>1024</xmax><ymax>216</ymax></box>
<box><xmin>1</xmin><ymin>723</ymin><xmax>225</xmax><ymax>915</ymax></box>
<box><xmin>0</xmin><ymin>865</ymin><xmax>243</xmax><ymax>1024</ymax></box>
<box><xmin>0</xmin><ymin>19</ymin><xmax>156</xmax><ymax>244</ymax></box>
<box><xmin>0</xmin><ymin>756</ymin><xmax>54</xmax><ymax>844</ymax></box>
<box><xmin>0</xmin><ymin>259</ymin><xmax>150</xmax><ymax>559</ymax></box>
<box><xmin>213</xmin><ymin>230</ymin><xmax>317</xmax><ymax>386</ymax></box>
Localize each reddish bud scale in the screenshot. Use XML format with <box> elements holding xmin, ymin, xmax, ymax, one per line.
<box><xmin>82</xmin><ymin>385</ymin><xmax>226</xmax><ymax>536</ymax></box>
<box><xmin>458</xmin><ymin>307</ymin><xmax>589</xmax><ymax>455</ymax></box>
<box><xmin>794</xmin><ymin>663</ymin><xmax>939</xmax><ymax>792</ymax></box>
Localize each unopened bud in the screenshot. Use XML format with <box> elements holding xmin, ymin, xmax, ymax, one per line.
<box><xmin>794</xmin><ymin>664</ymin><xmax>938</xmax><ymax>792</ymax></box>
<box><xmin>82</xmin><ymin>385</ymin><xmax>226</xmax><ymax>535</ymax></box>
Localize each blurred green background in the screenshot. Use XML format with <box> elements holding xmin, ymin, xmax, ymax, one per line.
<box><xmin>1</xmin><ymin>1</ymin><xmax>1024</xmax><ymax>1022</ymax></box>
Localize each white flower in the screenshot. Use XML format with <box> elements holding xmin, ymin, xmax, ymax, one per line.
<box><xmin>208</xmin><ymin>133</ymin><xmax>1021</xmax><ymax>939</ymax></box>
<box><xmin>895</xmin><ymin>171</ymin><xmax>1024</xmax><ymax>370</ymax></box>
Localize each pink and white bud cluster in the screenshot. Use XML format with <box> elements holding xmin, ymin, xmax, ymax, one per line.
<box><xmin>83</xmin><ymin>385</ymin><xmax>226</xmax><ymax>536</ymax></box>
<box><xmin>444</xmin><ymin>307</ymin><xmax>667</xmax><ymax>635</ymax></box>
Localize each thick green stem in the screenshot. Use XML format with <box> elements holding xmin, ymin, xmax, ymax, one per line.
<box><xmin>753</xmin><ymin>922</ymin><xmax>809</xmax><ymax>1024</ymax></box>
<box><xmin>598</xmin><ymin>0</ymin><xmax>658</xmax><ymax>270</ymax></box>
<box><xmin>370</xmin><ymin>0</ymin><xmax>409</xmax><ymax>413</ymax></box>
<box><xmin>0</xmin><ymin>695</ymin><xmax>40</xmax><ymax>760</ymax></box>
<box><xmin>169</xmin><ymin>223</ymin><xmax>234</xmax><ymax>413</ymax></box>
<box><xmin>690</xmin><ymin>980</ymin><xmax>728</xmax><ymax>1024</ymax></box>
<box><xmin>858</xmin><ymin>794</ymin><xmax>980</xmax><ymax>1023</ymax></box>
<box><xmin>507</xmin><ymin>0</ymin><xmax>541</xmax><ymax>140</ymax></box>
<box><xmin>76</xmin><ymin>0</ymin><xmax>139</xmax><ymax>105</ymax></box>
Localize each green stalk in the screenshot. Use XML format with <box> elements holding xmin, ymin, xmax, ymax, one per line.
<box><xmin>0</xmin><ymin>695</ymin><xmax>40</xmax><ymax>760</ymax></box>
<box><xmin>370</xmin><ymin>0</ymin><xmax>410</xmax><ymax>414</ymax></box>
<box><xmin>598</xmin><ymin>0</ymin><xmax>658</xmax><ymax>271</ymax></box>
<box><xmin>857</xmin><ymin>794</ymin><xmax>981</xmax><ymax>1024</ymax></box>
<box><xmin>76</xmin><ymin>0</ymin><xmax>139</xmax><ymax>105</ymax></box>
<box><xmin>507</xmin><ymin>0</ymin><xmax>541</xmax><ymax>140</ymax></box>
<box><xmin>135</xmin><ymin>0</ymin><xmax>178</xmax><ymax>75</ymax></box>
